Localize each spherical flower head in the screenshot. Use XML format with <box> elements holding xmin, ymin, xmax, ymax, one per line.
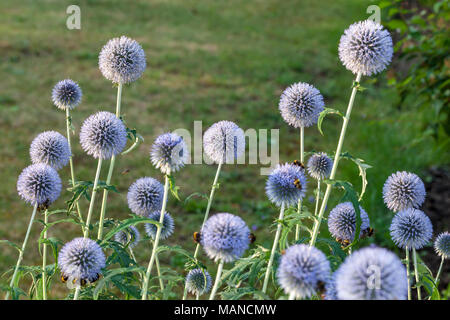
<box><xmin>79</xmin><ymin>111</ymin><xmax>127</xmax><ymax>160</ymax></box>
<box><xmin>145</xmin><ymin>211</ymin><xmax>174</xmax><ymax>240</ymax></box>
<box><xmin>383</xmin><ymin>171</ymin><xmax>426</xmax><ymax>212</ymax></box>
<box><xmin>307</xmin><ymin>152</ymin><xmax>333</xmax><ymax>180</ymax></box>
<box><xmin>114</xmin><ymin>226</ymin><xmax>140</xmax><ymax>248</ymax></box>
<box><xmin>266</xmin><ymin>163</ymin><xmax>307</xmax><ymax>207</ymax></box>
<box><xmin>200</xmin><ymin>213</ymin><xmax>250</xmax><ymax>263</ymax></box>
<box><xmin>434</xmin><ymin>232</ymin><xmax>450</xmax><ymax>259</ymax></box>
<box><xmin>338</xmin><ymin>20</ymin><xmax>393</xmax><ymax>76</ymax></box>
<box><xmin>389</xmin><ymin>208</ymin><xmax>433</xmax><ymax>250</ymax></box>
<box><xmin>17</xmin><ymin>164</ymin><xmax>62</xmax><ymax>206</ymax></box>
<box><xmin>99</xmin><ymin>36</ymin><xmax>146</xmax><ymax>84</ymax></box>
<box><xmin>277</xmin><ymin>244</ymin><xmax>331</xmax><ymax>299</ymax></box>
<box><xmin>51</xmin><ymin>79</ymin><xmax>82</xmax><ymax>110</ymax></box>
<box><xmin>58</xmin><ymin>237</ymin><xmax>106</xmax><ymax>286</ymax></box>
<box><xmin>185</xmin><ymin>268</ymin><xmax>212</xmax><ymax>296</ymax></box>
<box><xmin>127</xmin><ymin>177</ymin><xmax>164</xmax><ymax>216</ymax></box>
<box><xmin>203</xmin><ymin>121</ymin><xmax>245</xmax><ymax>164</ymax></box>
<box><xmin>335</xmin><ymin>246</ymin><xmax>407</xmax><ymax>300</ymax></box>
<box><xmin>328</xmin><ymin>202</ymin><xmax>371</xmax><ymax>242</ymax></box>
<box><xmin>278</xmin><ymin>82</ymin><xmax>324</xmax><ymax>128</ymax></box>
<box><xmin>30</xmin><ymin>131</ymin><xmax>71</xmax><ymax>170</ymax></box>
<box><xmin>150</xmin><ymin>133</ymin><xmax>188</xmax><ymax>174</ymax></box>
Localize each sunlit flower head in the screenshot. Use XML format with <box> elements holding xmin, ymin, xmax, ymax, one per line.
<box><xmin>52</xmin><ymin>79</ymin><xmax>82</xmax><ymax>110</ymax></box>
<box><xmin>127</xmin><ymin>177</ymin><xmax>164</xmax><ymax>216</ymax></box>
<box><xmin>307</xmin><ymin>152</ymin><xmax>333</xmax><ymax>180</ymax></box>
<box><xmin>266</xmin><ymin>163</ymin><xmax>307</xmax><ymax>207</ymax></box>
<box><xmin>328</xmin><ymin>202</ymin><xmax>371</xmax><ymax>242</ymax></box>
<box><xmin>145</xmin><ymin>211</ymin><xmax>174</xmax><ymax>240</ymax></box>
<box><xmin>203</xmin><ymin>121</ymin><xmax>245</xmax><ymax>164</ymax></box>
<box><xmin>185</xmin><ymin>268</ymin><xmax>212</xmax><ymax>296</ymax></box>
<box><xmin>390</xmin><ymin>208</ymin><xmax>433</xmax><ymax>250</ymax></box>
<box><xmin>383</xmin><ymin>171</ymin><xmax>426</xmax><ymax>212</ymax></box>
<box><xmin>30</xmin><ymin>131</ymin><xmax>71</xmax><ymax>170</ymax></box>
<box><xmin>434</xmin><ymin>232</ymin><xmax>450</xmax><ymax>259</ymax></box>
<box><xmin>150</xmin><ymin>133</ymin><xmax>188</xmax><ymax>174</ymax></box>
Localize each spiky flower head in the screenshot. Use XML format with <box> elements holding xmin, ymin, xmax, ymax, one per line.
<box><xmin>200</xmin><ymin>213</ymin><xmax>250</xmax><ymax>263</ymax></box>
<box><xmin>335</xmin><ymin>246</ymin><xmax>407</xmax><ymax>300</ymax></box>
<box><xmin>79</xmin><ymin>111</ymin><xmax>127</xmax><ymax>159</ymax></box>
<box><xmin>17</xmin><ymin>164</ymin><xmax>62</xmax><ymax>206</ymax></box>
<box><xmin>30</xmin><ymin>131</ymin><xmax>71</xmax><ymax>170</ymax></box>
<box><xmin>127</xmin><ymin>177</ymin><xmax>164</xmax><ymax>216</ymax></box>
<box><xmin>266</xmin><ymin>163</ymin><xmax>307</xmax><ymax>208</ymax></box>
<box><xmin>99</xmin><ymin>36</ymin><xmax>146</xmax><ymax>84</ymax></box>
<box><xmin>278</xmin><ymin>82</ymin><xmax>325</xmax><ymax>128</ymax></box>
<box><xmin>307</xmin><ymin>152</ymin><xmax>333</xmax><ymax>180</ymax></box>
<box><xmin>328</xmin><ymin>202</ymin><xmax>371</xmax><ymax>243</ymax></box>
<box><xmin>277</xmin><ymin>244</ymin><xmax>331</xmax><ymax>299</ymax></box>
<box><xmin>114</xmin><ymin>226</ymin><xmax>140</xmax><ymax>248</ymax></box>
<box><xmin>51</xmin><ymin>79</ymin><xmax>82</xmax><ymax>110</ymax></box>
<box><xmin>150</xmin><ymin>133</ymin><xmax>188</xmax><ymax>174</ymax></box>
<box><xmin>434</xmin><ymin>232</ymin><xmax>450</xmax><ymax>259</ymax></box>
<box><xmin>58</xmin><ymin>237</ymin><xmax>106</xmax><ymax>287</ymax></box>
<box><xmin>383</xmin><ymin>171</ymin><xmax>426</xmax><ymax>212</ymax></box>
<box><xmin>145</xmin><ymin>211</ymin><xmax>174</xmax><ymax>240</ymax></box>
<box><xmin>185</xmin><ymin>268</ymin><xmax>212</xmax><ymax>296</ymax></box>
<box><xmin>389</xmin><ymin>208</ymin><xmax>433</xmax><ymax>250</ymax></box>
<box><xmin>203</xmin><ymin>121</ymin><xmax>245</xmax><ymax>164</ymax></box>
<box><xmin>338</xmin><ymin>20</ymin><xmax>393</xmax><ymax>76</ymax></box>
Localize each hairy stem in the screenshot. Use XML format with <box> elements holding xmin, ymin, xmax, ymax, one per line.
<box><xmin>42</xmin><ymin>209</ymin><xmax>48</xmax><ymax>300</ymax></box>
<box><xmin>262</xmin><ymin>203</ymin><xmax>285</xmax><ymax>294</ymax></box>
<box><xmin>82</xmin><ymin>158</ymin><xmax>103</xmax><ymax>238</ymax></box>
<box><xmin>209</xmin><ymin>260</ymin><xmax>224</xmax><ymax>300</ymax></box>
<box><xmin>405</xmin><ymin>247</ymin><xmax>411</xmax><ymax>300</ymax></box>
<box><xmin>434</xmin><ymin>256</ymin><xmax>445</xmax><ymax>287</ymax></box>
<box><xmin>310</xmin><ymin>72</ymin><xmax>362</xmax><ymax>247</ymax></box>
<box><xmin>155</xmin><ymin>254</ymin><xmax>165</xmax><ymax>292</ymax></box>
<box><xmin>295</xmin><ymin>127</ymin><xmax>304</xmax><ymax>241</ymax></box>
<box><xmin>412</xmin><ymin>248</ymin><xmax>421</xmax><ymax>300</ymax></box>
<box><xmin>314</xmin><ymin>180</ymin><xmax>321</xmax><ymax>216</ymax></box>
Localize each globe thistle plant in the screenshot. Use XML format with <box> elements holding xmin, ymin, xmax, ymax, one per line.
<box><xmin>383</xmin><ymin>171</ymin><xmax>426</xmax><ymax>212</ymax></box>
<box><xmin>145</xmin><ymin>211</ymin><xmax>174</xmax><ymax>240</ymax></box>
<box><xmin>58</xmin><ymin>237</ymin><xmax>106</xmax><ymax>287</ymax></box>
<box><xmin>435</xmin><ymin>232</ymin><xmax>450</xmax><ymax>259</ymax></box>
<box><xmin>389</xmin><ymin>208</ymin><xmax>433</xmax><ymax>250</ymax></box>
<box><xmin>185</xmin><ymin>269</ymin><xmax>212</xmax><ymax>298</ymax></box>
<box><xmin>266</xmin><ymin>163</ymin><xmax>307</xmax><ymax>208</ymax></box>
<box><xmin>150</xmin><ymin>132</ymin><xmax>188</xmax><ymax>174</ymax></box>
<box><xmin>51</xmin><ymin>79</ymin><xmax>82</xmax><ymax>110</ymax></box>
<box><xmin>335</xmin><ymin>246</ymin><xmax>408</xmax><ymax>300</ymax></box>
<box><xmin>17</xmin><ymin>163</ymin><xmax>62</xmax><ymax>206</ymax></box>
<box><xmin>203</xmin><ymin>121</ymin><xmax>245</xmax><ymax>164</ymax></box>
<box><xmin>127</xmin><ymin>177</ymin><xmax>164</xmax><ymax>216</ymax></box>
<box><xmin>307</xmin><ymin>152</ymin><xmax>333</xmax><ymax>180</ymax></box>
<box><xmin>30</xmin><ymin>131</ymin><xmax>71</xmax><ymax>170</ymax></box>
<box><xmin>338</xmin><ymin>20</ymin><xmax>393</xmax><ymax>76</ymax></box>
<box><xmin>278</xmin><ymin>82</ymin><xmax>325</xmax><ymax>128</ymax></box>
<box><xmin>328</xmin><ymin>202</ymin><xmax>371</xmax><ymax>243</ymax></box>
<box><xmin>99</xmin><ymin>36</ymin><xmax>146</xmax><ymax>84</ymax></box>
<box><xmin>79</xmin><ymin>111</ymin><xmax>127</xmax><ymax>160</ymax></box>
<box><xmin>114</xmin><ymin>226</ymin><xmax>140</xmax><ymax>248</ymax></box>
<box><xmin>277</xmin><ymin>244</ymin><xmax>331</xmax><ymax>300</ymax></box>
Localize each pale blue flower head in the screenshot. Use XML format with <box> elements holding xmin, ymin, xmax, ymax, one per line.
<box><xmin>30</xmin><ymin>131</ymin><xmax>71</xmax><ymax>170</ymax></box>
<box><xmin>52</xmin><ymin>79</ymin><xmax>82</xmax><ymax>110</ymax></box>
<box><xmin>127</xmin><ymin>177</ymin><xmax>164</xmax><ymax>216</ymax></box>
<box><xmin>328</xmin><ymin>202</ymin><xmax>371</xmax><ymax>242</ymax></box>
<box><xmin>114</xmin><ymin>226</ymin><xmax>140</xmax><ymax>248</ymax></box>
<box><xmin>79</xmin><ymin>111</ymin><xmax>127</xmax><ymax>160</ymax></box>
<box><xmin>266</xmin><ymin>163</ymin><xmax>307</xmax><ymax>207</ymax></box>
<box><xmin>338</xmin><ymin>20</ymin><xmax>393</xmax><ymax>76</ymax></box>
<box><xmin>185</xmin><ymin>269</ymin><xmax>212</xmax><ymax>296</ymax></box>
<box><xmin>277</xmin><ymin>244</ymin><xmax>331</xmax><ymax>299</ymax></box>
<box><xmin>389</xmin><ymin>208</ymin><xmax>433</xmax><ymax>250</ymax></box>
<box><xmin>335</xmin><ymin>246</ymin><xmax>407</xmax><ymax>300</ymax></box>
<box><xmin>383</xmin><ymin>171</ymin><xmax>426</xmax><ymax>212</ymax></box>
<box><xmin>279</xmin><ymin>82</ymin><xmax>324</xmax><ymax>128</ymax></box>
<box><xmin>58</xmin><ymin>237</ymin><xmax>106</xmax><ymax>286</ymax></box>
<box><xmin>200</xmin><ymin>213</ymin><xmax>250</xmax><ymax>263</ymax></box>
<box><xmin>99</xmin><ymin>36</ymin><xmax>146</xmax><ymax>84</ymax></box>
<box><xmin>434</xmin><ymin>232</ymin><xmax>450</xmax><ymax>259</ymax></box>
<box><xmin>307</xmin><ymin>152</ymin><xmax>333</xmax><ymax>180</ymax></box>
<box><xmin>17</xmin><ymin>164</ymin><xmax>62</xmax><ymax>206</ymax></box>
<box><xmin>150</xmin><ymin>133</ymin><xmax>188</xmax><ymax>174</ymax></box>
<box><xmin>145</xmin><ymin>211</ymin><xmax>174</xmax><ymax>240</ymax></box>
<box><xmin>203</xmin><ymin>121</ymin><xmax>245</xmax><ymax>164</ymax></box>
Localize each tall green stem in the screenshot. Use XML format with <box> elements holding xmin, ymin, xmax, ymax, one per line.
<box><xmin>5</xmin><ymin>203</ymin><xmax>38</xmax><ymax>300</ymax></box>
<box><xmin>66</xmin><ymin>108</ymin><xmax>85</xmax><ymax>233</ymax></box>
<box><xmin>412</xmin><ymin>248</ymin><xmax>421</xmax><ymax>300</ymax></box>
<box><xmin>434</xmin><ymin>256</ymin><xmax>445</xmax><ymax>287</ymax></box>
<box><xmin>209</xmin><ymin>260</ymin><xmax>224</xmax><ymax>300</ymax></box>
<box><xmin>97</xmin><ymin>83</ymin><xmax>123</xmax><ymax>240</ymax></box>
<box><xmin>310</xmin><ymin>72</ymin><xmax>362</xmax><ymax>247</ymax></box>
<box><xmin>155</xmin><ymin>254</ymin><xmax>165</xmax><ymax>292</ymax></box>
<box><xmin>141</xmin><ymin>171</ymin><xmax>170</xmax><ymax>300</ymax></box>
<box><xmin>82</xmin><ymin>158</ymin><xmax>103</xmax><ymax>238</ymax></box>
<box><xmin>262</xmin><ymin>203</ymin><xmax>285</xmax><ymax>294</ymax></box>
<box><xmin>42</xmin><ymin>209</ymin><xmax>48</xmax><ymax>300</ymax></box>
<box><xmin>405</xmin><ymin>247</ymin><xmax>411</xmax><ymax>300</ymax></box>
<box><xmin>314</xmin><ymin>180</ymin><xmax>321</xmax><ymax>216</ymax></box>
<box><xmin>295</xmin><ymin>127</ymin><xmax>304</xmax><ymax>241</ymax></box>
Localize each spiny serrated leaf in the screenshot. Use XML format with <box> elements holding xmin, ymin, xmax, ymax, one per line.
<box><xmin>317</xmin><ymin>108</ymin><xmax>344</xmax><ymax>135</ymax></box>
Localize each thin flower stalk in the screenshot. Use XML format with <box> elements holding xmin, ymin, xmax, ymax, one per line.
<box><xmin>295</xmin><ymin>127</ymin><xmax>304</xmax><ymax>241</ymax></box>
<box><xmin>412</xmin><ymin>248</ymin><xmax>421</xmax><ymax>300</ymax></box>
<box><xmin>405</xmin><ymin>246</ymin><xmax>411</xmax><ymax>300</ymax></box>
<box><xmin>42</xmin><ymin>209</ymin><xmax>48</xmax><ymax>300</ymax></box>
<box><xmin>209</xmin><ymin>260</ymin><xmax>224</xmax><ymax>300</ymax></box>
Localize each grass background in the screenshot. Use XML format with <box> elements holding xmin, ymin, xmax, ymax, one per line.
<box><xmin>0</xmin><ymin>0</ymin><xmax>447</xmax><ymax>298</ymax></box>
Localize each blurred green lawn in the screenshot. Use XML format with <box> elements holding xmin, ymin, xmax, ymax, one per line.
<box><xmin>0</xmin><ymin>0</ymin><xmax>446</xmax><ymax>299</ymax></box>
